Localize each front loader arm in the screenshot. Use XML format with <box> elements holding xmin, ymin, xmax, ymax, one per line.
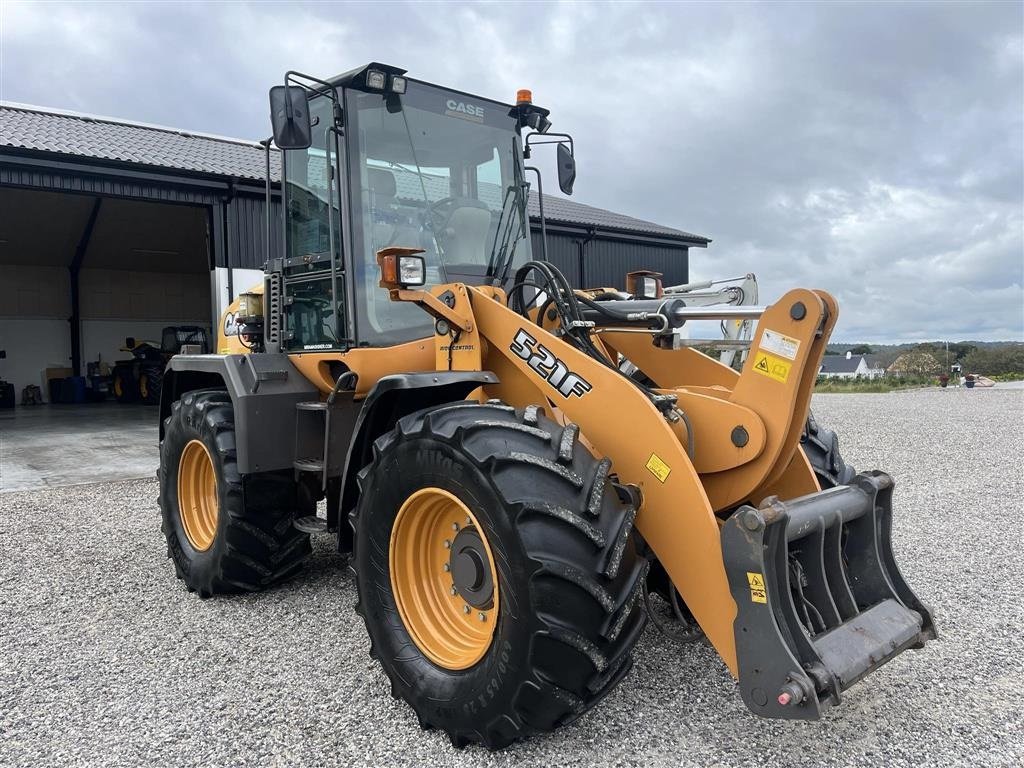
<box><xmin>385</xmin><ymin>279</ymin><xmax>934</xmax><ymax>717</ymax></box>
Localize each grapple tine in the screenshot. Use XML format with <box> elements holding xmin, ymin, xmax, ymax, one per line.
<box><xmin>721</xmin><ymin>471</ymin><xmax>936</xmax><ymax>719</ymax></box>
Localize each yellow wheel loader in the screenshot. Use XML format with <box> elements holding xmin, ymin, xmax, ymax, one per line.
<box><xmin>157</xmin><ymin>64</ymin><xmax>934</xmax><ymax>749</ymax></box>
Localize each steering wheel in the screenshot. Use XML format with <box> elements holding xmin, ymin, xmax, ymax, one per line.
<box><xmin>422</xmin><ymin>197</ymin><xmax>489</xmax><ymax>239</ymax></box>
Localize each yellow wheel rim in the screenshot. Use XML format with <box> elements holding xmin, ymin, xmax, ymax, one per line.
<box><xmin>139</xmin><ymin>375</ymin><xmax>148</xmax><ymax>400</ymax></box>
<box><xmin>389</xmin><ymin>487</ymin><xmax>499</xmax><ymax>670</ymax></box>
<box><xmin>177</xmin><ymin>439</ymin><xmax>219</xmax><ymax>551</ymax></box>
<box><xmin>113</xmin><ymin>377</ymin><xmax>123</xmax><ymax>397</ymax></box>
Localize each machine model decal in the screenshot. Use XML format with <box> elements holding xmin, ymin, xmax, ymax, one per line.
<box><xmin>510</xmin><ymin>329</ymin><xmax>592</xmax><ymax>398</ymax></box>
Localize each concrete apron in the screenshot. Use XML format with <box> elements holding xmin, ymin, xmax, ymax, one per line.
<box><xmin>0</xmin><ymin>403</ymin><xmax>158</xmax><ymax>492</ymax></box>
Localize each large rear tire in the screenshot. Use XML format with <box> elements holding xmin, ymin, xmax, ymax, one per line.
<box><xmin>158</xmin><ymin>389</ymin><xmax>311</xmax><ymax>597</ymax></box>
<box><xmin>139</xmin><ymin>363</ymin><xmax>163</xmax><ymax>405</ymax></box>
<box><xmin>352</xmin><ymin>401</ymin><xmax>648</xmax><ymax>749</ymax></box>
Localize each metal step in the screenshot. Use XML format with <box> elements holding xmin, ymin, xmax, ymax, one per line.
<box><xmin>293</xmin><ymin>457</ymin><xmax>324</xmax><ymax>473</ymax></box>
<box><xmin>296</xmin><ymin>401</ymin><xmax>329</xmax><ymax>411</ymax></box>
<box><xmin>293</xmin><ymin>516</ymin><xmax>329</xmax><ymax>534</ymax></box>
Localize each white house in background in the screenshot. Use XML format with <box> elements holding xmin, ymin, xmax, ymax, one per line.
<box><xmin>818</xmin><ymin>351</ymin><xmax>886</xmax><ymax>379</ymax></box>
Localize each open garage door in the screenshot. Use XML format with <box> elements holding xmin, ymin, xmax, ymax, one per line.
<box><xmin>0</xmin><ymin>187</ymin><xmax>212</xmax><ymax>405</ymax></box>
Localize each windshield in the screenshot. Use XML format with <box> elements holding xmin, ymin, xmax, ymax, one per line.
<box><xmin>345</xmin><ymin>81</ymin><xmax>531</xmax><ymax>346</ymax></box>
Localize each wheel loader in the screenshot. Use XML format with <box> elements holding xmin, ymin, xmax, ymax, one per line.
<box><xmin>157</xmin><ymin>63</ymin><xmax>935</xmax><ymax>749</ymax></box>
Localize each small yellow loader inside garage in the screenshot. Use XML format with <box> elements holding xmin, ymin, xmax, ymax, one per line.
<box><xmin>156</xmin><ymin>63</ymin><xmax>935</xmax><ymax>749</ymax></box>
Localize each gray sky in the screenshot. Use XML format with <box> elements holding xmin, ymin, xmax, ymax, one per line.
<box><xmin>2</xmin><ymin>0</ymin><xmax>1021</xmax><ymax>342</ymax></box>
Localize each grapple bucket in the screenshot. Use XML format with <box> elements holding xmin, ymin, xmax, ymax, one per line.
<box><xmin>721</xmin><ymin>471</ymin><xmax>936</xmax><ymax>719</ymax></box>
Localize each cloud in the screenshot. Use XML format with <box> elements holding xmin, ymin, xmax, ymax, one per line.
<box><xmin>1</xmin><ymin>0</ymin><xmax>1020</xmax><ymax>341</ymax></box>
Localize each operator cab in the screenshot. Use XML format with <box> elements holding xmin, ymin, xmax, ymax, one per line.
<box><xmin>270</xmin><ymin>63</ymin><xmax>558</xmax><ymax>352</ymax></box>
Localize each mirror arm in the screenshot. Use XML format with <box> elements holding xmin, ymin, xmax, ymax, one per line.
<box><xmin>525</xmin><ymin>166</ymin><xmax>548</xmax><ymax>263</ymax></box>
<box><xmin>284</xmin><ymin>70</ymin><xmax>341</xmax><ymax>105</ymax></box>
<box><xmin>525</xmin><ymin>131</ymin><xmax>574</xmax><ymax>157</ymax></box>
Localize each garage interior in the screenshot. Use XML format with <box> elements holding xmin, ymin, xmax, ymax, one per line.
<box><xmin>0</xmin><ymin>186</ymin><xmax>213</xmax><ymax>403</ymax></box>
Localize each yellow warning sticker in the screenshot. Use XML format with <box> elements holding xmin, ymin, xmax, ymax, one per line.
<box><xmin>747</xmin><ymin>572</ymin><xmax>767</xmax><ymax>603</ymax></box>
<box><xmin>752</xmin><ymin>351</ymin><xmax>791</xmax><ymax>383</ymax></box>
<box><xmin>645</xmin><ymin>453</ymin><xmax>672</xmax><ymax>483</ymax></box>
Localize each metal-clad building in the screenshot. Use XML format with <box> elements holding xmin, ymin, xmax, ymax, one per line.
<box><xmin>0</xmin><ymin>102</ymin><xmax>708</xmax><ymax>398</ymax></box>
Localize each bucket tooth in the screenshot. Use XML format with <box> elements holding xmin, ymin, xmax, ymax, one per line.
<box><xmin>721</xmin><ymin>471</ymin><xmax>936</xmax><ymax>720</ymax></box>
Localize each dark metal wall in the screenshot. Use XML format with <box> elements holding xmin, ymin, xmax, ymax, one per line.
<box><xmin>0</xmin><ymin>157</ymin><xmax>224</xmax><ymax>206</ymax></box>
<box><xmin>225</xmin><ymin>191</ymin><xmax>281</xmax><ymax>270</ymax></box>
<box><xmin>532</xmin><ymin>230</ymin><xmax>688</xmax><ymax>290</ymax></box>
<box><xmin>578</xmin><ymin>237</ymin><xmax>688</xmax><ymax>289</ymax></box>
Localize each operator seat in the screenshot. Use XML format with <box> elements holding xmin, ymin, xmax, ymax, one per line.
<box><xmin>443</xmin><ymin>199</ymin><xmax>492</xmax><ymax>268</ymax></box>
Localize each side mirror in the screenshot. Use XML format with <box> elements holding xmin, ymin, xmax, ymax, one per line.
<box><xmin>557</xmin><ymin>142</ymin><xmax>576</xmax><ymax>195</ymax></box>
<box><xmin>269</xmin><ymin>85</ymin><xmax>312</xmax><ymax>150</ymax></box>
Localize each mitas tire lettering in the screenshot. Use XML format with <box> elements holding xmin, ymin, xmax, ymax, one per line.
<box><xmin>510</xmin><ymin>328</ymin><xmax>592</xmax><ymax>398</ymax></box>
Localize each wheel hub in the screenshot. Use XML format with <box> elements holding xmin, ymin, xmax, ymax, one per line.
<box><xmin>450</xmin><ymin>527</ymin><xmax>494</xmax><ymax>609</ymax></box>
<box><xmin>389</xmin><ymin>487</ymin><xmax>499</xmax><ymax>670</ymax></box>
<box><xmin>177</xmin><ymin>439</ymin><xmax>219</xmax><ymax>551</ymax></box>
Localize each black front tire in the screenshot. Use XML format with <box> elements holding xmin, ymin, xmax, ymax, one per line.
<box><xmin>159</xmin><ymin>389</ymin><xmax>311</xmax><ymax>597</ymax></box>
<box><xmin>352</xmin><ymin>401</ymin><xmax>648</xmax><ymax>750</ymax></box>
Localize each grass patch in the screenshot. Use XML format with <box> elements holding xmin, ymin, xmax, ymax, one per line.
<box><xmin>814</xmin><ymin>378</ymin><xmax>931</xmax><ymax>393</ymax></box>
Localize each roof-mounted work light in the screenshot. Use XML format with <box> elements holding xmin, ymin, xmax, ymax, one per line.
<box><xmin>390</xmin><ymin>75</ymin><xmax>407</xmax><ymax>94</ymax></box>
<box><xmin>366</xmin><ymin>69</ymin><xmax>387</xmax><ymax>90</ymax></box>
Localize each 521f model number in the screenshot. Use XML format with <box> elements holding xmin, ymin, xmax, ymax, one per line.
<box><xmin>510</xmin><ymin>329</ymin><xmax>593</xmax><ymax>398</ymax></box>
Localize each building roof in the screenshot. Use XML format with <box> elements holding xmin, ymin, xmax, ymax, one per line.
<box><xmin>819</xmin><ymin>354</ymin><xmax>866</xmax><ymax>374</ymax></box>
<box><xmin>0</xmin><ymin>101</ymin><xmax>270</xmax><ymax>181</ymax></box>
<box><xmin>0</xmin><ymin>102</ymin><xmax>709</xmax><ymax>245</ymax></box>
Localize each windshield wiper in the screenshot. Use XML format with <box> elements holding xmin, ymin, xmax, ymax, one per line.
<box><xmin>487</xmin><ymin>180</ymin><xmax>528</xmax><ymax>285</ymax></box>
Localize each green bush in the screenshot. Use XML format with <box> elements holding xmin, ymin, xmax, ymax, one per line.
<box><xmin>961</xmin><ymin>346</ymin><xmax>1024</xmax><ymax>377</ymax></box>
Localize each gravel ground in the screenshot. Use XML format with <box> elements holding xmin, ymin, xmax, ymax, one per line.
<box><xmin>2</xmin><ymin>388</ymin><xmax>1022</xmax><ymax>767</ymax></box>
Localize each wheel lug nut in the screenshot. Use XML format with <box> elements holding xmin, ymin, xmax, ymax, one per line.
<box><xmin>463</xmin><ymin>605</ymin><xmax>471</xmax><ymax>614</ymax></box>
<box><xmin>452</xmin><ymin>522</ymin><xmax>459</xmax><ymax>531</ymax></box>
<box><xmin>465</xmin><ymin>517</ymin><xmax>472</xmax><ymax>527</ymax></box>
<box><xmin>478</xmin><ymin>612</ymin><xmax>486</xmax><ymax>622</ymax></box>
<box><xmin>443</xmin><ymin>539</ymin><xmax>451</xmax><ymax>549</ymax></box>
<box><xmin>443</xmin><ymin>563</ymin><xmax>450</xmax><ymax>572</ymax></box>
<box><xmin>450</xmin><ymin>586</ymin><xmax>458</xmax><ymax>596</ymax></box>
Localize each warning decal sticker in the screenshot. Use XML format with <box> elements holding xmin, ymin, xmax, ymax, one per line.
<box><xmin>759</xmin><ymin>328</ymin><xmax>801</xmax><ymax>361</ymax></box>
<box><xmin>752</xmin><ymin>351</ymin><xmax>792</xmax><ymax>383</ymax></box>
<box><xmin>645</xmin><ymin>453</ymin><xmax>672</xmax><ymax>483</ymax></box>
<box><xmin>747</xmin><ymin>572</ymin><xmax>767</xmax><ymax>603</ymax></box>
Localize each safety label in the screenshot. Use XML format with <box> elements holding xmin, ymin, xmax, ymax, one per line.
<box><xmin>752</xmin><ymin>351</ymin><xmax>792</xmax><ymax>383</ymax></box>
<box><xmin>759</xmin><ymin>328</ymin><xmax>800</xmax><ymax>361</ymax></box>
<box><xmin>645</xmin><ymin>453</ymin><xmax>672</xmax><ymax>483</ymax></box>
<box><xmin>747</xmin><ymin>572</ymin><xmax>767</xmax><ymax>603</ymax></box>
